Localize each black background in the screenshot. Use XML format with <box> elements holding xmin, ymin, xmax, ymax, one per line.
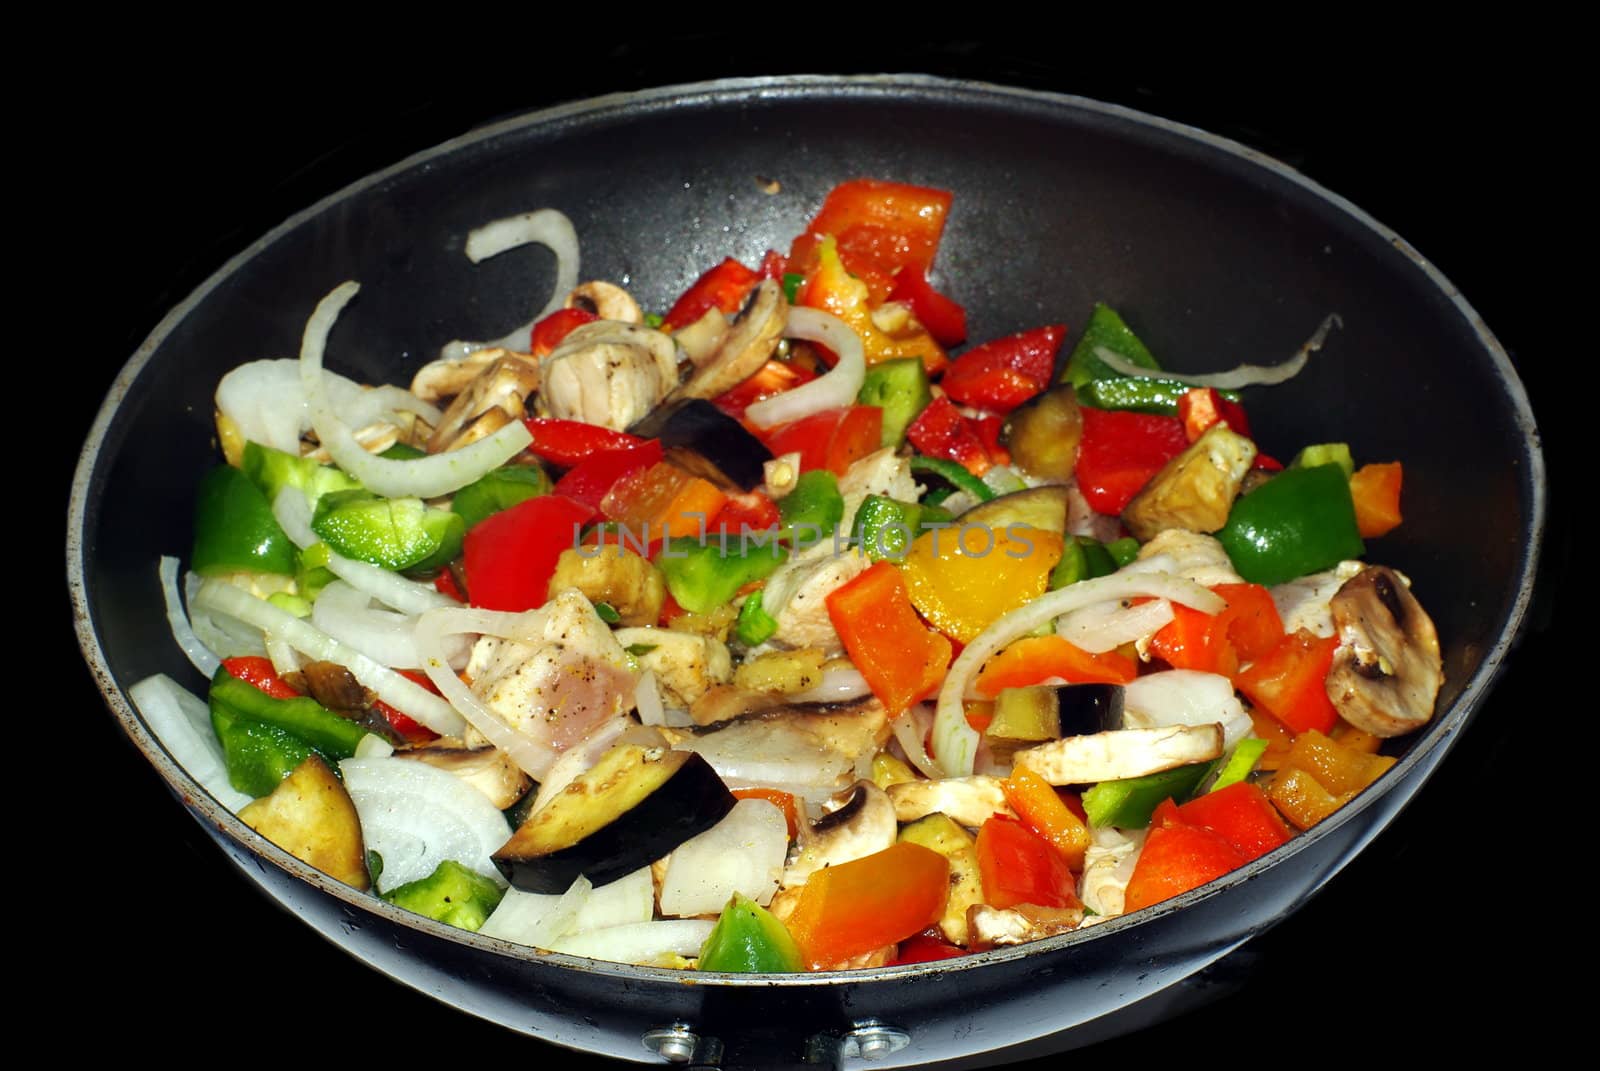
<box><xmin>62</xmin><ymin>38</ymin><xmax>1561</xmax><ymax>1067</ymax></box>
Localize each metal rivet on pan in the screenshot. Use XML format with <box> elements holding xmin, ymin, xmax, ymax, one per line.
<box><xmin>641</xmin><ymin>1023</ymin><xmax>701</xmax><ymax>1063</ymax></box>
<box><xmin>841</xmin><ymin>1020</ymin><xmax>911</xmax><ymax>1061</ymax></box>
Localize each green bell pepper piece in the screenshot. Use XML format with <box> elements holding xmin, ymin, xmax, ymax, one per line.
<box><xmin>857</xmin><ymin>357</ymin><xmax>933</xmax><ymax>448</ymax></box>
<box><xmin>777</xmin><ymin>470</ymin><xmax>844</xmax><ymax>546</ymax></box>
<box><xmin>311</xmin><ymin>489</ymin><xmax>464</xmax><ymax>572</ymax></box>
<box><xmin>1215</xmin><ymin>464</ymin><xmax>1364</xmax><ymax>585</ymax></box>
<box><xmin>1049</xmin><ymin>536</ymin><xmax>1118</xmax><ymax>589</ymax></box>
<box><xmin>191</xmin><ymin>465</ymin><xmax>300</xmax><ymax>577</ymax></box>
<box><xmin>241</xmin><ymin>441</ymin><xmax>363</xmax><ymax>508</ymax></box>
<box><xmin>1082</xmin><ymin>762</ymin><xmax>1215</xmax><ymax>829</ymax></box>
<box><xmin>697</xmin><ymin>893</ymin><xmax>803</xmax><ymax>973</ymax></box>
<box><xmin>450</xmin><ymin>464</ymin><xmax>551</xmax><ymax>532</ymax></box>
<box><xmin>1059</xmin><ymin>303</ymin><xmax>1162</xmax><ymax>388</ymax></box>
<box><xmin>379</xmin><ymin>443</ymin><xmax>427</xmax><ymax>461</ymax></box>
<box><xmin>781</xmin><ymin>272</ymin><xmax>805</xmax><ymax>305</ymax></box>
<box><xmin>209</xmin><ymin>704</ymin><xmax>320</xmax><ymax>798</ymax></box>
<box><xmin>1208</xmin><ymin>738</ymin><xmax>1270</xmax><ymax>793</ymax></box>
<box><xmin>908</xmin><ymin>455</ymin><xmax>995</xmax><ymax>503</ymax></box>
<box><xmin>381</xmin><ymin>860</ymin><xmax>505</xmax><ymax>930</ymax></box>
<box><xmin>1077</xmin><ymin>377</ymin><xmax>1242</xmax><ymax>415</ymax></box>
<box><xmin>1288</xmin><ymin>442</ymin><xmax>1355</xmax><ymax>479</ymax></box>
<box><xmin>658</xmin><ymin>536</ymin><xmax>786</xmax><ymax>614</ymax></box>
<box><xmin>210</xmin><ymin>666</ymin><xmax>372</xmax><ymax>759</ymax></box>
<box><xmin>295</xmin><ymin>541</ymin><xmax>337</xmax><ymax>601</ymax></box>
<box><xmin>734</xmin><ymin>590</ymin><xmax>779</xmax><ymax>646</ymax></box>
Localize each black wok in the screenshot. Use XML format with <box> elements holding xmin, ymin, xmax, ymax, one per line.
<box><xmin>68</xmin><ymin>71</ymin><xmax>1549</xmax><ymax>1067</ymax></box>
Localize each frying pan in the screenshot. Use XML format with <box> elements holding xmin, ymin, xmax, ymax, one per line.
<box><xmin>68</xmin><ymin>72</ymin><xmax>1548</xmax><ymax>1067</ymax></box>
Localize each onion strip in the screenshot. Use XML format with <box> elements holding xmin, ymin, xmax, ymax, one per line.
<box><xmin>439</xmin><ymin>209</ymin><xmax>581</xmax><ymax>360</ymax></box>
<box><xmin>933</xmin><ymin>572</ymin><xmax>1226</xmax><ymax>777</ymax></box>
<box><xmin>1092</xmin><ymin>313</ymin><xmax>1342</xmax><ymax>389</ymax></box>
<box><xmin>193</xmin><ymin>578</ymin><xmax>465</xmax><ymax>737</ymax></box>
<box><xmin>744</xmin><ymin>307</ymin><xmax>866</xmax><ymax>428</ymax></box>
<box><xmin>158</xmin><ymin>556</ymin><xmax>220</xmax><ymax>678</ymax></box>
<box><xmin>128</xmin><ymin>674</ymin><xmax>252</xmax><ymax>812</ymax></box>
<box><xmin>299</xmin><ymin>281</ymin><xmax>532</xmax><ymax>499</ymax></box>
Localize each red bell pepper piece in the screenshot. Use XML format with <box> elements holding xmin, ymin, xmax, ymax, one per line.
<box><xmin>1212</xmin><ymin>583</ymin><xmax>1285</xmax><ymax>662</ymax></box>
<box><xmin>890</xmin><ymin>930</ymin><xmax>969</xmax><ymax>965</ymax></box>
<box><xmin>1149</xmin><ymin>582</ymin><xmax>1283</xmax><ymax>677</ymax></box>
<box><xmin>1235</xmin><ymin>628</ymin><xmax>1341</xmax><ymax>735</ymax></box>
<box><xmin>523</xmin><ymin>419</ymin><xmax>649</xmax><ymax>468</ymax></box>
<box><xmin>433</xmin><ymin>569</ymin><xmax>464</xmax><ymax>602</ymax></box>
<box><xmin>462</xmin><ymin>495</ymin><xmax>595</xmax><ymax>612</ymax></box>
<box><xmin>661</xmin><ymin>257</ymin><xmax>760</xmax><ymax>332</ymax></box>
<box><xmin>784</xmin><ymin>842</ymin><xmax>950</xmax><ymax>969</ymax></box>
<box><xmin>553</xmin><ymin>440</ymin><xmax>664</xmax><ymax>510</ymax></box>
<box><xmin>973</xmin><ymin>634</ymin><xmax>1137</xmax><ymax>695</ymax></box>
<box><xmin>529</xmin><ymin>307</ymin><xmax>598</xmax><ymax>357</ymax></box>
<box><xmin>220</xmin><ymin>656</ymin><xmax>301</xmax><ymax>700</ymax></box>
<box><xmin>1073</xmin><ymin>408</ymin><xmax>1191</xmax><ymax>514</ymax></box>
<box><xmin>826</xmin><ymin>562</ymin><xmax>952</xmax><ymax>719</ymax></box>
<box><xmin>756</xmin><ymin>249</ymin><xmax>788</xmax><ymax>280</ymax></box>
<box><xmin>1001</xmin><ymin>766</ymin><xmax>1092</xmax><ymax>871</ymax></box>
<box><xmin>763</xmin><ymin>406</ymin><xmax>883</xmax><ymax>476</ymax></box>
<box><xmin>970</xmin><ymin>415</ymin><xmax>1011</xmax><ymax>467</ymax></box>
<box><xmin>1123</xmin><ymin>816</ymin><xmax>1247</xmax><ymax>912</ymax></box>
<box><xmin>887</xmin><ymin>265</ymin><xmax>967</xmax><ymax>346</ymax></box>
<box><xmin>975</xmin><ymin>814</ymin><xmax>1082</xmax><ymax>910</ymax></box>
<box><xmin>1177</xmin><ymin>387</ymin><xmax>1252</xmax><ymax>442</ymax></box>
<box><xmin>1170</xmin><ymin>782</ymin><xmax>1291</xmax><ymax>862</ymax></box>
<box><xmin>939</xmin><ymin>325</ymin><xmax>1067</xmax><ymax>414</ymax></box>
<box><xmin>711</xmin><ymin>490</ymin><xmax>781</xmax><ymax>535</ymax></box>
<box><xmin>906</xmin><ymin>395</ymin><xmax>996</xmax><ymax>476</ymax></box>
<box><xmin>1349</xmin><ymin>461</ymin><xmax>1404</xmax><ymax>538</ymax></box>
<box><xmin>788</xmin><ymin>179</ymin><xmax>953</xmax><ymax>304</ymax></box>
<box><xmin>711</xmin><ymin>359</ymin><xmax>817</xmax><ymax>423</ymax></box>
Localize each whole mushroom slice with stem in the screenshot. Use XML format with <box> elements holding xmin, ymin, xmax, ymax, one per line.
<box><xmin>781</xmin><ymin>780</ymin><xmax>898</xmax><ymax>888</ymax></box>
<box><xmin>668</xmin><ymin>279</ymin><xmax>788</xmax><ymax>402</ymax></box>
<box><xmin>422</xmin><ymin>350</ymin><xmax>542</xmax><ymax>454</ymax></box>
<box><xmin>538</xmin><ymin>321</ymin><xmax>680</xmax><ymax>431</ymax></box>
<box><xmin>1325</xmin><ymin>565</ymin><xmax>1444</xmax><ymax>737</ymax></box>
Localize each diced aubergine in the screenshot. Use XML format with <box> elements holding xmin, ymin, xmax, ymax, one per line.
<box><xmin>628</xmin><ymin>398</ymin><xmax>773</xmax><ymax>491</ymax></box>
<box><xmin>238</xmin><ymin>755</ymin><xmax>369</xmax><ymax>890</ymax></box>
<box><xmin>988</xmin><ymin>684</ymin><xmax>1125</xmax><ymax>760</ymax></box>
<box><xmin>958</xmin><ymin>485</ymin><xmax>1071</xmax><ymax>537</ymax></box>
<box><xmin>494</xmin><ymin>743</ymin><xmax>735</xmax><ymax>893</ymax></box>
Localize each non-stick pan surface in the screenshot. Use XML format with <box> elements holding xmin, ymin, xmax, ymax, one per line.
<box><xmin>62</xmin><ymin>60</ymin><xmax>1548</xmax><ymax>1069</ymax></box>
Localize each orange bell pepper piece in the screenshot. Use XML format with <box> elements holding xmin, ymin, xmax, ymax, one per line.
<box><xmin>1001</xmin><ymin>766</ymin><xmax>1091</xmax><ymax>871</ymax></box>
<box><xmin>973</xmin><ymin>634</ymin><xmax>1136</xmax><ymax>696</ymax></box>
<box><xmin>901</xmin><ymin>526</ymin><xmax>1064</xmax><ymax>645</ymax></box>
<box><xmin>797</xmin><ymin>235</ymin><xmax>948</xmax><ymax>373</ymax></box>
<box><xmin>1234</xmin><ymin>629</ymin><xmax>1340</xmax><ymax>735</ymax></box>
<box><xmin>785</xmin><ymin>842</ymin><xmax>950</xmax><ymax>969</ymax></box>
<box><xmin>825</xmin><ymin>561</ymin><xmax>951</xmax><ymax>718</ymax></box>
<box><xmin>1280</xmin><ymin>729</ymin><xmax>1396</xmax><ymax>796</ymax></box>
<box><xmin>599</xmin><ymin>461</ymin><xmax>728</xmax><ymax>541</ymax></box>
<box><xmin>1349</xmin><ymin>461</ymin><xmax>1403</xmax><ymax>538</ymax></box>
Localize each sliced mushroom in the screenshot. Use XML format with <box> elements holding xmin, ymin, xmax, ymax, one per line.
<box><xmin>395</xmin><ymin>745</ymin><xmax>532</xmax><ymax>809</ymax></box>
<box><xmin>1013</xmin><ymin>725</ymin><xmax>1224</xmax><ymax>785</ymax></box>
<box><xmin>782</xmin><ymin>781</ymin><xmax>897</xmax><ymax>887</ymax></box>
<box><xmin>565</xmin><ymin>280</ymin><xmax>642</xmax><ymax>324</ymax></box>
<box><xmin>538</xmin><ymin>321</ymin><xmax>680</xmax><ymax>431</ymax></box>
<box><xmin>672</xmin><ymin>306</ymin><xmax>730</xmax><ymax>368</ymax></box>
<box><xmin>1324</xmin><ymin>565</ymin><xmax>1443</xmax><ymax>737</ymax></box>
<box><xmin>426</xmin><ymin>351</ymin><xmax>541</xmax><ymax>453</ymax></box>
<box><xmin>411</xmin><ymin>346</ymin><xmax>519</xmax><ymax>405</ymax></box>
<box><xmin>668</xmin><ymin>279</ymin><xmax>787</xmax><ymax>401</ymax></box>
<box><xmin>886</xmin><ymin>775</ymin><xmax>1014</xmax><ymax>828</ymax></box>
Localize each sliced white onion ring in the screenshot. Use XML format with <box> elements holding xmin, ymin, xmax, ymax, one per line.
<box><xmin>159</xmin><ymin>557</ymin><xmax>219</xmax><ymax>678</ymax></box>
<box><xmin>339</xmin><ymin>755</ymin><xmax>509</xmax><ymax>892</ymax></box>
<box><xmin>744</xmin><ymin>307</ymin><xmax>865</xmax><ymax>429</ymax></box>
<box><xmin>193</xmin><ymin>578</ymin><xmax>464</xmax><ymax>737</ymax></box>
<box><xmin>128</xmin><ymin>674</ymin><xmax>252</xmax><ymax>812</ymax></box>
<box><xmin>1091</xmin><ymin>313</ymin><xmax>1341</xmax><ymax>390</ymax></box>
<box><xmin>439</xmin><ymin>208</ymin><xmax>580</xmax><ymax>360</ymax></box>
<box><xmin>299</xmin><ymin>281</ymin><xmax>532</xmax><ymax>499</ymax></box>
<box><xmin>1054</xmin><ymin>597</ymin><xmax>1176</xmax><ymax>655</ymax></box>
<box><xmin>933</xmin><ymin>572</ymin><xmax>1226</xmax><ymax>777</ymax></box>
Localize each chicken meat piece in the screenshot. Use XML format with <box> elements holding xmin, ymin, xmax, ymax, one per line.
<box><xmin>612</xmin><ymin>627</ymin><xmax>732</xmax><ymax>707</ymax></box>
<box><xmin>537</xmin><ymin>321</ymin><xmax>681</xmax><ymax>431</ymax></box>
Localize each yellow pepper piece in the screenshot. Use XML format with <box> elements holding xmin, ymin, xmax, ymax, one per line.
<box><xmin>901</xmin><ymin>526</ymin><xmax>1063</xmax><ymax>644</ymax></box>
